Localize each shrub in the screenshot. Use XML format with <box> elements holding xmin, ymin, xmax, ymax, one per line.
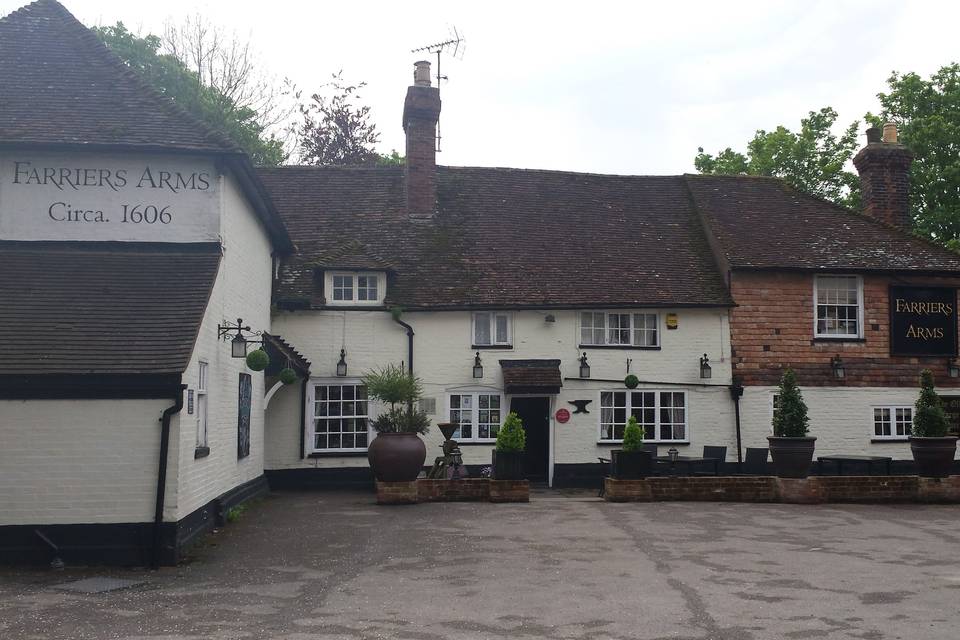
<box><xmin>278</xmin><ymin>367</ymin><xmax>298</xmax><ymax>385</ymax></box>
<box><xmin>624</xmin><ymin>374</ymin><xmax>639</xmax><ymax>389</ymax></box>
<box><xmin>245</xmin><ymin>348</ymin><xmax>269</xmax><ymax>371</ymax></box>
<box><xmin>622</xmin><ymin>415</ymin><xmax>644</xmax><ymax>451</ymax></box>
<box><xmin>363</xmin><ymin>364</ymin><xmax>430</xmax><ymax>434</ymax></box>
<box><xmin>496</xmin><ymin>412</ymin><xmax>526</xmax><ymax>452</ymax></box>
<box><xmin>913</xmin><ymin>369</ymin><xmax>950</xmax><ymax>437</ymax></box>
<box><xmin>772</xmin><ymin>368</ymin><xmax>809</xmax><ymax>437</ymax></box>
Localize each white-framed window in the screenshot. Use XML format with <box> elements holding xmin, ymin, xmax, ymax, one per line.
<box><xmin>873</xmin><ymin>406</ymin><xmax>913</xmax><ymax>440</ymax></box>
<box><xmin>448</xmin><ymin>392</ymin><xmax>504</xmax><ymax>441</ymax></box>
<box><xmin>311</xmin><ymin>382</ymin><xmax>370</xmax><ymax>452</ymax></box>
<box><xmin>814</xmin><ymin>275</ymin><xmax>863</xmax><ymax>338</ymax></box>
<box><xmin>580</xmin><ymin>312</ymin><xmax>659</xmax><ymax>347</ymax></box>
<box><xmin>599</xmin><ymin>390</ymin><xmax>687</xmax><ymax>442</ymax></box>
<box><xmin>196</xmin><ymin>361</ymin><xmax>209</xmax><ymax>448</ymax></box>
<box><xmin>472</xmin><ymin>312</ymin><xmax>512</xmax><ymax>347</ymax></box>
<box><xmin>325</xmin><ymin>271</ymin><xmax>385</xmax><ymax>305</ymax></box>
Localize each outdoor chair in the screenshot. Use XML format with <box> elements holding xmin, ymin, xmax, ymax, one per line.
<box><xmin>741</xmin><ymin>447</ymin><xmax>769</xmax><ymax>475</ymax></box>
<box><xmin>695</xmin><ymin>445</ymin><xmax>727</xmax><ymax>475</ymax></box>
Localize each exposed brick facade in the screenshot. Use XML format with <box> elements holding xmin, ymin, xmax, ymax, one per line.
<box><xmin>729</xmin><ymin>271</ymin><xmax>960</xmax><ymax>387</ymax></box>
<box><xmin>402</xmin><ymin>73</ymin><xmax>440</xmax><ymax>221</ymax></box>
<box><xmin>853</xmin><ymin>139</ymin><xmax>914</xmax><ymax>230</ymax></box>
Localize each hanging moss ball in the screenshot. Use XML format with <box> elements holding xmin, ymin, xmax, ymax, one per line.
<box><xmin>624</xmin><ymin>374</ymin><xmax>640</xmax><ymax>389</ymax></box>
<box><xmin>246</xmin><ymin>348</ymin><xmax>269</xmax><ymax>371</ymax></box>
<box><xmin>279</xmin><ymin>367</ymin><xmax>299</xmax><ymax>385</ymax></box>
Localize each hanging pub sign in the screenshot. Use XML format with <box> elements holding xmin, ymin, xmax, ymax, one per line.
<box><xmin>889</xmin><ymin>286</ymin><xmax>958</xmax><ymax>356</ymax></box>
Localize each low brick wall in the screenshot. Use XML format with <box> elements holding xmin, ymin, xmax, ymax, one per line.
<box><xmin>604</xmin><ymin>475</ymin><xmax>960</xmax><ymax>504</ymax></box>
<box><xmin>376</xmin><ymin>481</ymin><xmax>418</xmax><ymax>505</ymax></box>
<box><xmin>417</xmin><ymin>479</ymin><xmax>490</xmax><ymax>503</ymax></box>
<box><xmin>489</xmin><ymin>480</ymin><xmax>529</xmax><ymax>503</ymax></box>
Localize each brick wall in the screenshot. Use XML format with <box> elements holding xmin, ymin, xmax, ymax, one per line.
<box><xmin>730</xmin><ymin>271</ymin><xmax>960</xmax><ymax>387</ymax></box>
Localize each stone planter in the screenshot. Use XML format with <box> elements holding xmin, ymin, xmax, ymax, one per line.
<box><xmin>492</xmin><ymin>450</ymin><xmax>524</xmax><ymax>480</ymax></box>
<box><xmin>767</xmin><ymin>436</ymin><xmax>816</xmax><ymax>479</ymax></box>
<box><xmin>367</xmin><ymin>432</ymin><xmax>426</xmax><ymax>482</ymax></box>
<box><xmin>910</xmin><ymin>436</ymin><xmax>958</xmax><ymax>478</ymax></box>
<box><xmin>610</xmin><ymin>450</ymin><xmax>651</xmax><ymax>479</ymax></box>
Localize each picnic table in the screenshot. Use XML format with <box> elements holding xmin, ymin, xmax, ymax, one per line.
<box><xmin>817</xmin><ymin>455</ymin><xmax>893</xmax><ymax>476</ymax></box>
<box><xmin>654</xmin><ymin>455</ymin><xmax>720</xmax><ymax>476</ymax></box>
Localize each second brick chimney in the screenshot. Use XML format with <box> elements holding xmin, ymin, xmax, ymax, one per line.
<box><xmin>403</xmin><ymin>61</ymin><xmax>441</xmax><ymax>221</ymax></box>
<box><xmin>853</xmin><ymin>122</ymin><xmax>914</xmax><ymax>229</ymax></box>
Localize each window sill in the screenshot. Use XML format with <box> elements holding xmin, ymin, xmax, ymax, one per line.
<box><xmin>194</xmin><ymin>446</ymin><xmax>210</xmax><ymax>459</ymax></box>
<box><xmin>870</xmin><ymin>438</ymin><xmax>910</xmax><ymax>443</ymax></box>
<box><xmin>472</xmin><ymin>345</ymin><xmax>513</xmax><ymax>350</ymax></box>
<box><xmin>813</xmin><ymin>337</ymin><xmax>866</xmax><ymax>343</ymax></box>
<box><xmin>597</xmin><ymin>441</ymin><xmax>689</xmax><ymax>446</ymax></box>
<box><xmin>456</xmin><ymin>441</ymin><xmax>497</xmax><ymax>446</ymax></box>
<box><xmin>308</xmin><ymin>451</ymin><xmax>369</xmax><ymax>458</ymax></box>
<box><xmin>320</xmin><ymin>304</ymin><xmax>388</xmax><ymax>311</ymax></box>
<box><xmin>579</xmin><ymin>344</ymin><xmax>661</xmax><ymax>351</ymax></box>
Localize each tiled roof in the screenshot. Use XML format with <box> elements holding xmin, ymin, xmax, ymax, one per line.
<box><xmin>686</xmin><ymin>174</ymin><xmax>960</xmax><ymax>272</ymax></box>
<box><xmin>500</xmin><ymin>359</ymin><xmax>562</xmax><ymax>395</ymax></box>
<box><xmin>0</xmin><ymin>242</ymin><xmax>220</xmax><ymax>374</ymax></box>
<box><xmin>258</xmin><ymin>166</ymin><xmax>734</xmax><ymax>309</ymax></box>
<box><xmin>0</xmin><ymin>0</ymin><xmax>240</xmax><ymax>154</ymax></box>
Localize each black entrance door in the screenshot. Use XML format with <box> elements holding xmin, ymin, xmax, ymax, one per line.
<box><xmin>509</xmin><ymin>397</ymin><xmax>550</xmax><ymax>480</ymax></box>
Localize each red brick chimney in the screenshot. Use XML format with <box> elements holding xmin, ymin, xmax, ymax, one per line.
<box><xmin>853</xmin><ymin>122</ymin><xmax>914</xmax><ymax>229</ymax></box>
<box><xmin>403</xmin><ymin>61</ymin><xmax>441</xmax><ymax>221</ymax></box>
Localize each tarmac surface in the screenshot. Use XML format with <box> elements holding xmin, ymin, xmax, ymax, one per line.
<box><xmin>2</xmin><ymin>487</ymin><xmax>959</xmax><ymax>639</ymax></box>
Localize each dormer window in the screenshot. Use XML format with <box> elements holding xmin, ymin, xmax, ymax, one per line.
<box><xmin>325</xmin><ymin>271</ymin><xmax>385</xmax><ymax>306</ymax></box>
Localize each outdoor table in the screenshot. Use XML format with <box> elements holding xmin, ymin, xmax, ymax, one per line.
<box><xmin>817</xmin><ymin>455</ymin><xmax>893</xmax><ymax>476</ymax></box>
<box><xmin>654</xmin><ymin>455</ymin><xmax>720</xmax><ymax>476</ymax></box>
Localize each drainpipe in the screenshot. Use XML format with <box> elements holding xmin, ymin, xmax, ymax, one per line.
<box><xmin>392</xmin><ymin>311</ymin><xmax>415</xmax><ymax>415</ymax></box>
<box><xmin>152</xmin><ymin>384</ymin><xmax>186</xmax><ymax>569</ymax></box>
<box><xmin>730</xmin><ymin>382</ymin><xmax>744</xmax><ymax>467</ymax></box>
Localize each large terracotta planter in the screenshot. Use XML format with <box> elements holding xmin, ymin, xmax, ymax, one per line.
<box><xmin>368</xmin><ymin>432</ymin><xmax>426</xmax><ymax>482</ymax></box>
<box><xmin>910</xmin><ymin>436</ymin><xmax>958</xmax><ymax>478</ymax></box>
<box><xmin>767</xmin><ymin>436</ymin><xmax>816</xmax><ymax>478</ymax></box>
<box><xmin>610</xmin><ymin>450</ymin><xmax>652</xmax><ymax>479</ymax></box>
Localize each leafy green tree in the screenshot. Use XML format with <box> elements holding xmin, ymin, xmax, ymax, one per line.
<box><xmin>495</xmin><ymin>412</ymin><xmax>526</xmax><ymax>452</ymax></box>
<box><xmin>363</xmin><ymin>364</ymin><xmax>430</xmax><ymax>434</ymax></box>
<box><xmin>93</xmin><ymin>22</ymin><xmax>287</xmax><ymax>166</ymax></box>
<box><xmin>695</xmin><ymin>107</ymin><xmax>860</xmax><ymax>209</ymax></box>
<box><xmin>772</xmin><ymin>369</ymin><xmax>810</xmax><ymax>437</ymax></box>
<box><xmin>867</xmin><ymin>64</ymin><xmax>960</xmax><ymax>248</ymax></box>
<box><xmin>913</xmin><ymin>369</ymin><xmax>949</xmax><ymax>437</ymax></box>
<box><xmin>621</xmin><ymin>415</ymin><xmax>644</xmax><ymax>452</ymax></box>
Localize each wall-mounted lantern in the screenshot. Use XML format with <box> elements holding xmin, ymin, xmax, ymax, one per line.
<box><xmin>831</xmin><ymin>354</ymin><xmax>845</xmax><ymax>380</ymax></box>
<box><xmin>699</xmin><ymin>353</ymin><xmax>712</xmax><ymax>379</ymax></box>
<box><xmin>336</xmin><ymin>348</ymin><xmax>348</xmax><ymax>377</ymax></box>
<box><xmin>218</xmin><ymin>318</ymin><xmax>261</xmax><ymax>358</ymax></box>
<box><xmin>472</xmin><ymin>351</ymin><xmax>483</xmax><ymax>378</ymax></box>
<box><xmin>579</xmin><ymin>352</ymin><xmax>591</xmax><ymax>378</ymax></box>
<box><xmin>949</xmin><ymin>358</ymin><xmax>960</xmax><ymax>378</ymax></box>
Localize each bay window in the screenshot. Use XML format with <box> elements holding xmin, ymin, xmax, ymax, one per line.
<box><xmin>448</xmin><ymin>392</ymin><xmax>503</xmax><ymax>441</ymax></box>
<box><xmin>599</xmin><ymin>390</ymin><xmax>687</xmax><ymax>442</ymax></box>
<box><xmin>814</xmin><ymin>275</ymin><xmax>863</xmax><ymax>338</ymax></box>
<box><xmin>581</xmin><ymin>312</ymin><xmax>659</xmax><ymax>347</ymax></box>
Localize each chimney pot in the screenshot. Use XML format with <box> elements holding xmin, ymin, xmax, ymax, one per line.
<box><xmin>865</xmin><ymin>127</ymin><xmax>882</xmax><ymax>144</ymax></box>
<box><xmin>882</xmin><ymin>121</ymin><xmax>898</xmax><ymax>144</ymax></box>
<box><xmin>413</xmin><ymin>60</ymin><xmax>432</xmax><ymax>87</ymax></box>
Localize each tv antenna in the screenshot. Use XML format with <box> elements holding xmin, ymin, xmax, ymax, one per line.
<box><xmin>411</xmin><ymin>26</ymin><xmax>465</xmax><ymax>152</ymax></box>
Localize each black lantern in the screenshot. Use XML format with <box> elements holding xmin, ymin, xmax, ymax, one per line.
<box><xmin>949</xmin><ymin>358</ymin><xmax>960</xmax><ymax>378</ymax></box>
<box><xmin>473</xmin><ymin>351</ymin><xmax>483</xmax><ymax>378</ymax></box>
<box><xmin>336</xmin><ymin>348</ymin><xmax>348</xmax><ymax>377</ymax></box>
<box><xmin>831</xmin><ymin>354</ymin><xmax>845</xmax><ymax>380</ymax></box>
<box><xmin>231</xmin><ymin>333</ymin><xmax>248</xmax><ymax>358</ymax></box>
<box><xmin>699</xmin><ymin>353</ymin><xmax>712</xmax><ymax>379</ymax></box>
<box><xmin>579</xmin><ymin>352</ymin><xmax>591</xmax><ymax>378</ymax></box>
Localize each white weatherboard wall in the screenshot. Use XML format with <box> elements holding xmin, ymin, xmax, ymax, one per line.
<box><xmin>0</xmin><ymin>152</ymin><xmax>219</xmax><ymax>242</ymax></box>
<box><xmin>266</xmin><ymin>308</ymin><xmax>736</xmax><ymax>480</ymax></box>
<box><xmin>739</xmin><ymin>386</ymin><xmax>956</xmax><ymax>459</ymax></box>
<box><xmin>0</xmin><ymin>399</ymin><xmax>170</xmax><ymax>525</ymax></box>
<box><xmin>173</xmin><ymin>170</ymin><xmax>274</xmax><ymax>521</ymax></box>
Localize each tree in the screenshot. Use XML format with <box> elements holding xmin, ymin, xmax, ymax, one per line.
<box><xmin>93</xmin><ymin>22</ymin><xmax>288</xmax><ymax>166</ymax></box>
<box><xmin>913</xmin><ymin>369</ymin><xmax>949</xmax><ymax>437</ymax></box>
<box><xmin>695</xmin><ymin>107</ymin><xmax>861</xmax><ymax>209</ymax></box>
<box><xmin>621</xmin><ymin>415</ymin><xmax>644</xmax><ymax>452</ymax></box>
<box><xmin>772</xmin><ymin>369</ymin><xmax>810</xmax><ymax>437</ymax></box>
<box><xmin>292</xmin><ymin>72</ymin><xmax>396</xmax><ymax>166</ymax></box>
<box><xmin>867</xmin><ymin>64</ymin><xmax>960</xmax><ymax>247</ymax></box>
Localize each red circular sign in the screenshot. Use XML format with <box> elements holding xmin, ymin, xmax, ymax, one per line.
<box><xmin>555</xmin><ymin>408</ymin><xmax>571</xmax><ymax>423</ymax></box>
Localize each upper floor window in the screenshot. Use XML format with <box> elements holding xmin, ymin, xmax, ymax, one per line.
<box><xmin>580</xmin><ymin>312</ymin><xmax>659</xmax><ymax>347</ymax></box>
<box><xmin>473</xmin><ymin>312</ymin><xmax>512</xmax><ymax>347</ymax></box>
<box><xmin>326</xmin><ymin>271</ymin><xmax>384</xmax><ymax>305</ymax></box>
<box><xmin>814</xmin><ymin>275</ymin><xmax>863</xmax><ymax>338</ymax></box>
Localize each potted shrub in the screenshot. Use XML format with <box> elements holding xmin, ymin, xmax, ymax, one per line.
<box><xmin>364</xmin><ymin>364</ymin><xmax>431</xmax><ymax>482</ymax></box>
<box><xmin>611</xmin><ymin>416</ymin><xmax>651</xmax><ymax>479</ymax></box>
<box><xmin>910</xmin><ymin>369</ymin><xmax>958</xmax><ymax>478</ymax></box>
<box><xmin>768</xmin><ymin>368</ymin><xmax>816</xmax><ymax>478</ymax></box>
<box><xmin>492</xmin><ymin>412</ymin><xmax>525</xmax><ymax>480</ymax></box>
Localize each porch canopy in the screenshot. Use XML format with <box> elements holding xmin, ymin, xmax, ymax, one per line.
<box><xmin>499</xmin><ymin>359</ymin><xmax>562</xmax><ymax>395</ymax></box>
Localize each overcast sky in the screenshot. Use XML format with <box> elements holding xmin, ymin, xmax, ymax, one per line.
<box><xmin>4</xmin><ymin>0</ymin><xmax>960</xmax><ymax>174</ymax></box>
